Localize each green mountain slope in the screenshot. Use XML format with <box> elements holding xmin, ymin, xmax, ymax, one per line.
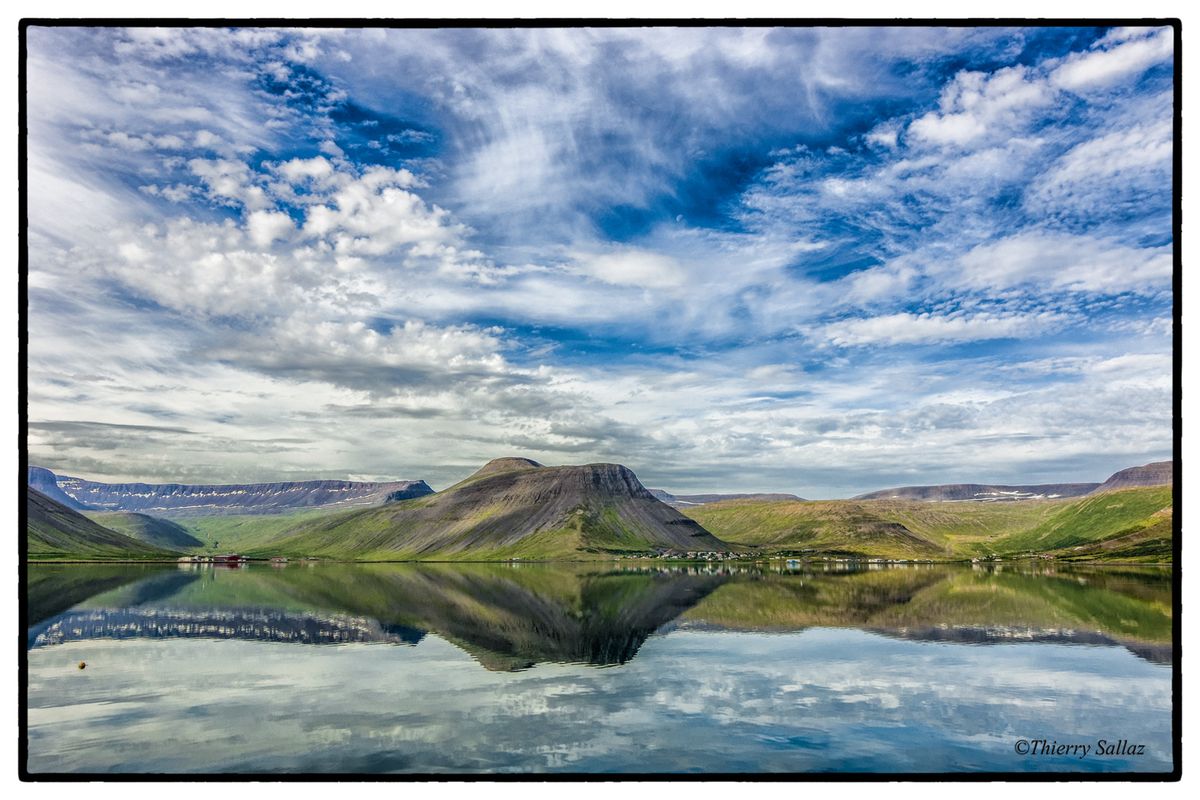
<box><xmin>85</xmin><ymin>512</ymin><xmax>204</xmax><ymax>549</ymax></box>
<box><xmin>26</xmin><ymin>487</ymin><xmax>179</xmax><ymax>561</ymax></box>
<box><xmin>990</xmin><ymin>485</ymin><xmax>1173</xmax><ymax>559</ymax></box>
<box><xmin>685</xmin><ymin>485</ymin><xmax>1173</xmax><ymax>562</ymax></box>
<box><xmin>682</xmin><ymin>499</ymin><xmax>950</xmax><ymax>558</ymax></box>
<box><xmin>166</xmin><ymin>510</ymin><xmax>334</xmax><ymax>553</ymax></box>
<box><xmin>251</xmin><ymin>458</ymin><xmax>729</xmax><ymax>560</ymax></box>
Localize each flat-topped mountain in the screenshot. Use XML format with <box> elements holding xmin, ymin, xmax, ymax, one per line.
<box><xmin>852</xmin><ymin>460</ymin><xmax>1174</xmax><ymax>503</ymax></box>
<box><xmin>650</xmin><ymin>489</ymin><xmax>806</xmax><ymax>508</ymax></box>
<box><xmin>1093</xmin><ymin>461</ymin><xmax>1173</xmax><ymax>492</ymax></box>
<box><xmin>853</xmin><ymin>483</ymin><xmax>1099</xmax><ymax>502</ymax></box>
<box><xmin>258</xmin><ymin>457</ymin><xmax>731</xmax><ymax>559</ymax></box>
<box><xmin>27</xmin><ymin>465</ymin><xmax>81</xmax><ymax>507</ymax></box>
<box><xmin>27</xmin><ymin>466</ymin><xmax>433</xmax><ymax>517</ymax></box>
<box><xmin>26</xmin><ymin>486</ymin><xmax>178</xmax><ymax>561</ymax></box>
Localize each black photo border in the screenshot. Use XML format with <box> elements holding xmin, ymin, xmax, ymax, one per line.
<box><xmin>15</xmin><ymin>16</ymin><xmax>1184</xmax><ymax>783</ymax></box>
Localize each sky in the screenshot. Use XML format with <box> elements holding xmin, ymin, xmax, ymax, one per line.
<box><xmin>23</xmin><ymin>24</ymin><xmax>1175</xmax><ymax>497</ymax></box>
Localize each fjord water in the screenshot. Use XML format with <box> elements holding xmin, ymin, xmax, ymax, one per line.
<box><xmin>25</xmin><ymin>562</ymin><xmax>1173</xmax><ymax>775</ymax></box>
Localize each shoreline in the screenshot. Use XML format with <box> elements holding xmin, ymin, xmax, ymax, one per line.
<box><xmin>25</xmin><ymin>557</ymin><xmax>1175</xmax><ymax>567</ymax></box>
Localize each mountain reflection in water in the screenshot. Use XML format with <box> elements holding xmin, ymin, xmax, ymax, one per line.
<box><xmin>27</xmin><ymin>561</ymin><xmax>1172</xmax><ymax>669</ymax></box>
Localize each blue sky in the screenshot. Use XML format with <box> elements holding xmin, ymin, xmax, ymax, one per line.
<box><xmin>24</xmin><ymin>25</ymin><xmax>1175</xmax><ymax>496</ymax></box>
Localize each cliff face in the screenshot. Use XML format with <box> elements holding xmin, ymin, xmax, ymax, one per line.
<box><xmin>265</xmin><ymin>458</ymin><xmax>731</xmax><ymax>558</ymax></box>
<box><xmin>27</xmin><ymin>466</ymin><xmax>86</xmax><ymax>508</ymax></box>
<box><xmin>853</xmin><ymin>483</ymin><xmax>1100</xmax><ymax>502</ymax></box>
<box><xmin>1093</xmin><ymin>461</ymin><xmax>1173</xmax><ymax>493</ymax></box>
<box><xmin>27</xmin><ymin>466</ymin><xmax>433</xmax><ymax>517</ymax></box>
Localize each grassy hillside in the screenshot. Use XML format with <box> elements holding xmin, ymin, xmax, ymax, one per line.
<box><xmin>85</xmin><ymin>512</ymin><xmax>204</xmax><ymax>549</ymax></box>
<box><xmin>171</xmin><ymin>509</ymin><xmax>336</xmax><ymax>553</ymax></box>
<box><xmin>685</xmin><ymin>486</ymin><xmax>1173</xmax><ymax>562</ymax></box>
<box><xmin>991</xmin><ymin>486</ymin><xmax>1173</xmax><ymax>561</ymax></box>
<box><xmin>242</xmin><ymin>501</ymin><xmax>699</xmax><ymax>561</ymax></box>
<box><xmin>26</xmin><ymin>487</ymin><xmax>179</xmax><ymax>561</ymax></box>
<box><xmin>682</xmin><ymin>499</ymin><xmax>953</xmax><ymax>559</ymax></box>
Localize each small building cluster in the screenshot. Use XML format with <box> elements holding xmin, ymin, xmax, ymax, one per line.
<box><xmin>177</xmin><ymin>554</ymin><xmax>245</xmax><ymax>565</ymax></box>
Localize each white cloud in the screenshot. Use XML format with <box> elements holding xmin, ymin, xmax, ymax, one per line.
<box><xmin>573</xmin><ymin>249</ymin><xmax>687</xmax><ymax>290</ymax></box>
<box><xmin>1037</xmin><ymin>119</ymin><xmax>1171</xmax><ymax>186</ymax></box>
<box><xmin>954</xmin><ymin>233</ymin><xmax>1172</xmax><ymax>294</ymax></box>
<box><xmin>246</xmin><ymin>210</ymin><xmax>296</xmax><ymax>248</ymax></box>
<box><xmin>820</xmin><ymin>311</ymin><xmax>1064</xmax><ymax>347</ymax></box>
<box><xmin>189</xmin><ymin>158</ymin><xmax>273</xmax><ymax>210</ymax></box>
<box><xmin>301</xmin><ymin>167</ymin><xmax>463</xmax><ymax>259</ymax></box>
<box><xmin>907</xmin><ymin>65</ymin><xmax>1051</xmax><ymax>147</ymax></box>
<box><xmin>272</xmin><ymin>156</ymin><xmax>337</xmax><ymax>186</ymax></box>
<box><xmin>838</xmin><ymin>262</ymin><xmax>919</xmax><ymax>305</ymax></box>
<box><xmin>1050</xmin><ymin>27</ymin><xmax>1173</xmax><ymax>92</ymax></box>
<box><xmin>864</xmin><ymin>125</ymin><xmax>898</xmax><ymax>149</ymax></box>
<box><xmin>1026</xmin><ymin>116</ymin><xmax>1172</xmax><ymax>220</ymax></box>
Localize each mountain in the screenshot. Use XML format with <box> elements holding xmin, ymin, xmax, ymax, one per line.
<box><xmin>649</xmin><ymin>489</ymin><xmax>806</xmax><ymax>508</ymax></box>
<box><xmin>850</xmin><ymin>460</ymin><xmax>1174</xmax><ymax>503</ymax></box>
<box><xmin>1092</xmin><ymin>461</ymin><xmax>1173</xmax><ymax>493</ymax></box>
<box><xmin>84</xmin><ymin>512</ymin><xmax>205</xmax><ymax>549</ymax></box>
<box><xmin>683</xmin><ymin>498</ymin><xmax>948</xmax><ymax>559</ymax></box>
<box><xmin>852</xmin><ymin>482</ymin><xmax>1099</xmax><ymax>502</ymax></box>
<box><xmin>990</xmin><ymin>485</ymin><xmax>1173</xmax><ymax>560</ymax></box>
<box><xmin>27</xmin><ymin>465</ymin><xmax>85</xmax><ymax>507</ymax></box>
<box><xmin>27</xmin><ymin>466</ymin><xmax>433</xmax><ymax>517</ymax></box>
<box><xmin>255</xmin><ymin>457</ymin><xmax>731</xmax><ymax>559</ymax></box>
<box><xmin>26</xmin><ymin>487</ymin><xmax>179</xmax><ymax>561</ymax></box>
<box><xmin>685</xmin><ymin>484</ymin><xmax>1174</xmax><ymax>563</ymax></box>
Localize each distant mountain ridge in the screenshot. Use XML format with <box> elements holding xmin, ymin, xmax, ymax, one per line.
<box><xmin>649</xmin><ymin>489</ymin><xmax>806</xmax><ymax>508</ymax></box>
<box><xmin>1093</xmin><ymin>461</ymin><xmax>1173</xmax><ymax>493</ymax></box>
<box><xmin>852</xmin><ymin>483</ymin><xmax>1100</xmax><ymax>502</ymax></box>
<box><xmin>27</xmin><ymin>466</ymin><xmax>433</xmax><ymax>517</ymax></box>
<box><xmin>853</xmin><ymin>460</ymin><xmax>1173</xmax><ymax>502</ymax></box>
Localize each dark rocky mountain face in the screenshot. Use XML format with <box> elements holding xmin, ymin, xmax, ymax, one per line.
<box><xmin>1093</xmin><ymin>461</ymin><xmax>1173</xmax><ymax>492</ymax></box>
<box><xmin>650</xmin><ymin>489</ymin><xmax>806</xmax><ymax>507</ymax></box>
<box><xmin>852</xmin><ymin>483</ymin><xmax>1100</xmax><ymax>502</ymax></box>
<box><xmin>28</xmin><ymin>466</ymin><xmax>433</xmax><ymax>517</ymax></box>
<box><xmin>422</xmin><ymin>459</ymin><xmax>732</xmax><ymax>553</ymax></box>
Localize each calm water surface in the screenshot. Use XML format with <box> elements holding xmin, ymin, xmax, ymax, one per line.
<box><xmin>25</xmin><ymin>561</ymin><xmax>1174</xmax><ymax>774</ymax></box>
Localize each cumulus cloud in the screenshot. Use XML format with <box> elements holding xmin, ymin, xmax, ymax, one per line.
<box><xmin>907</xmin><ymin>65</ymin><xmax>1052</xmax><ymax>147</ymax></box>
